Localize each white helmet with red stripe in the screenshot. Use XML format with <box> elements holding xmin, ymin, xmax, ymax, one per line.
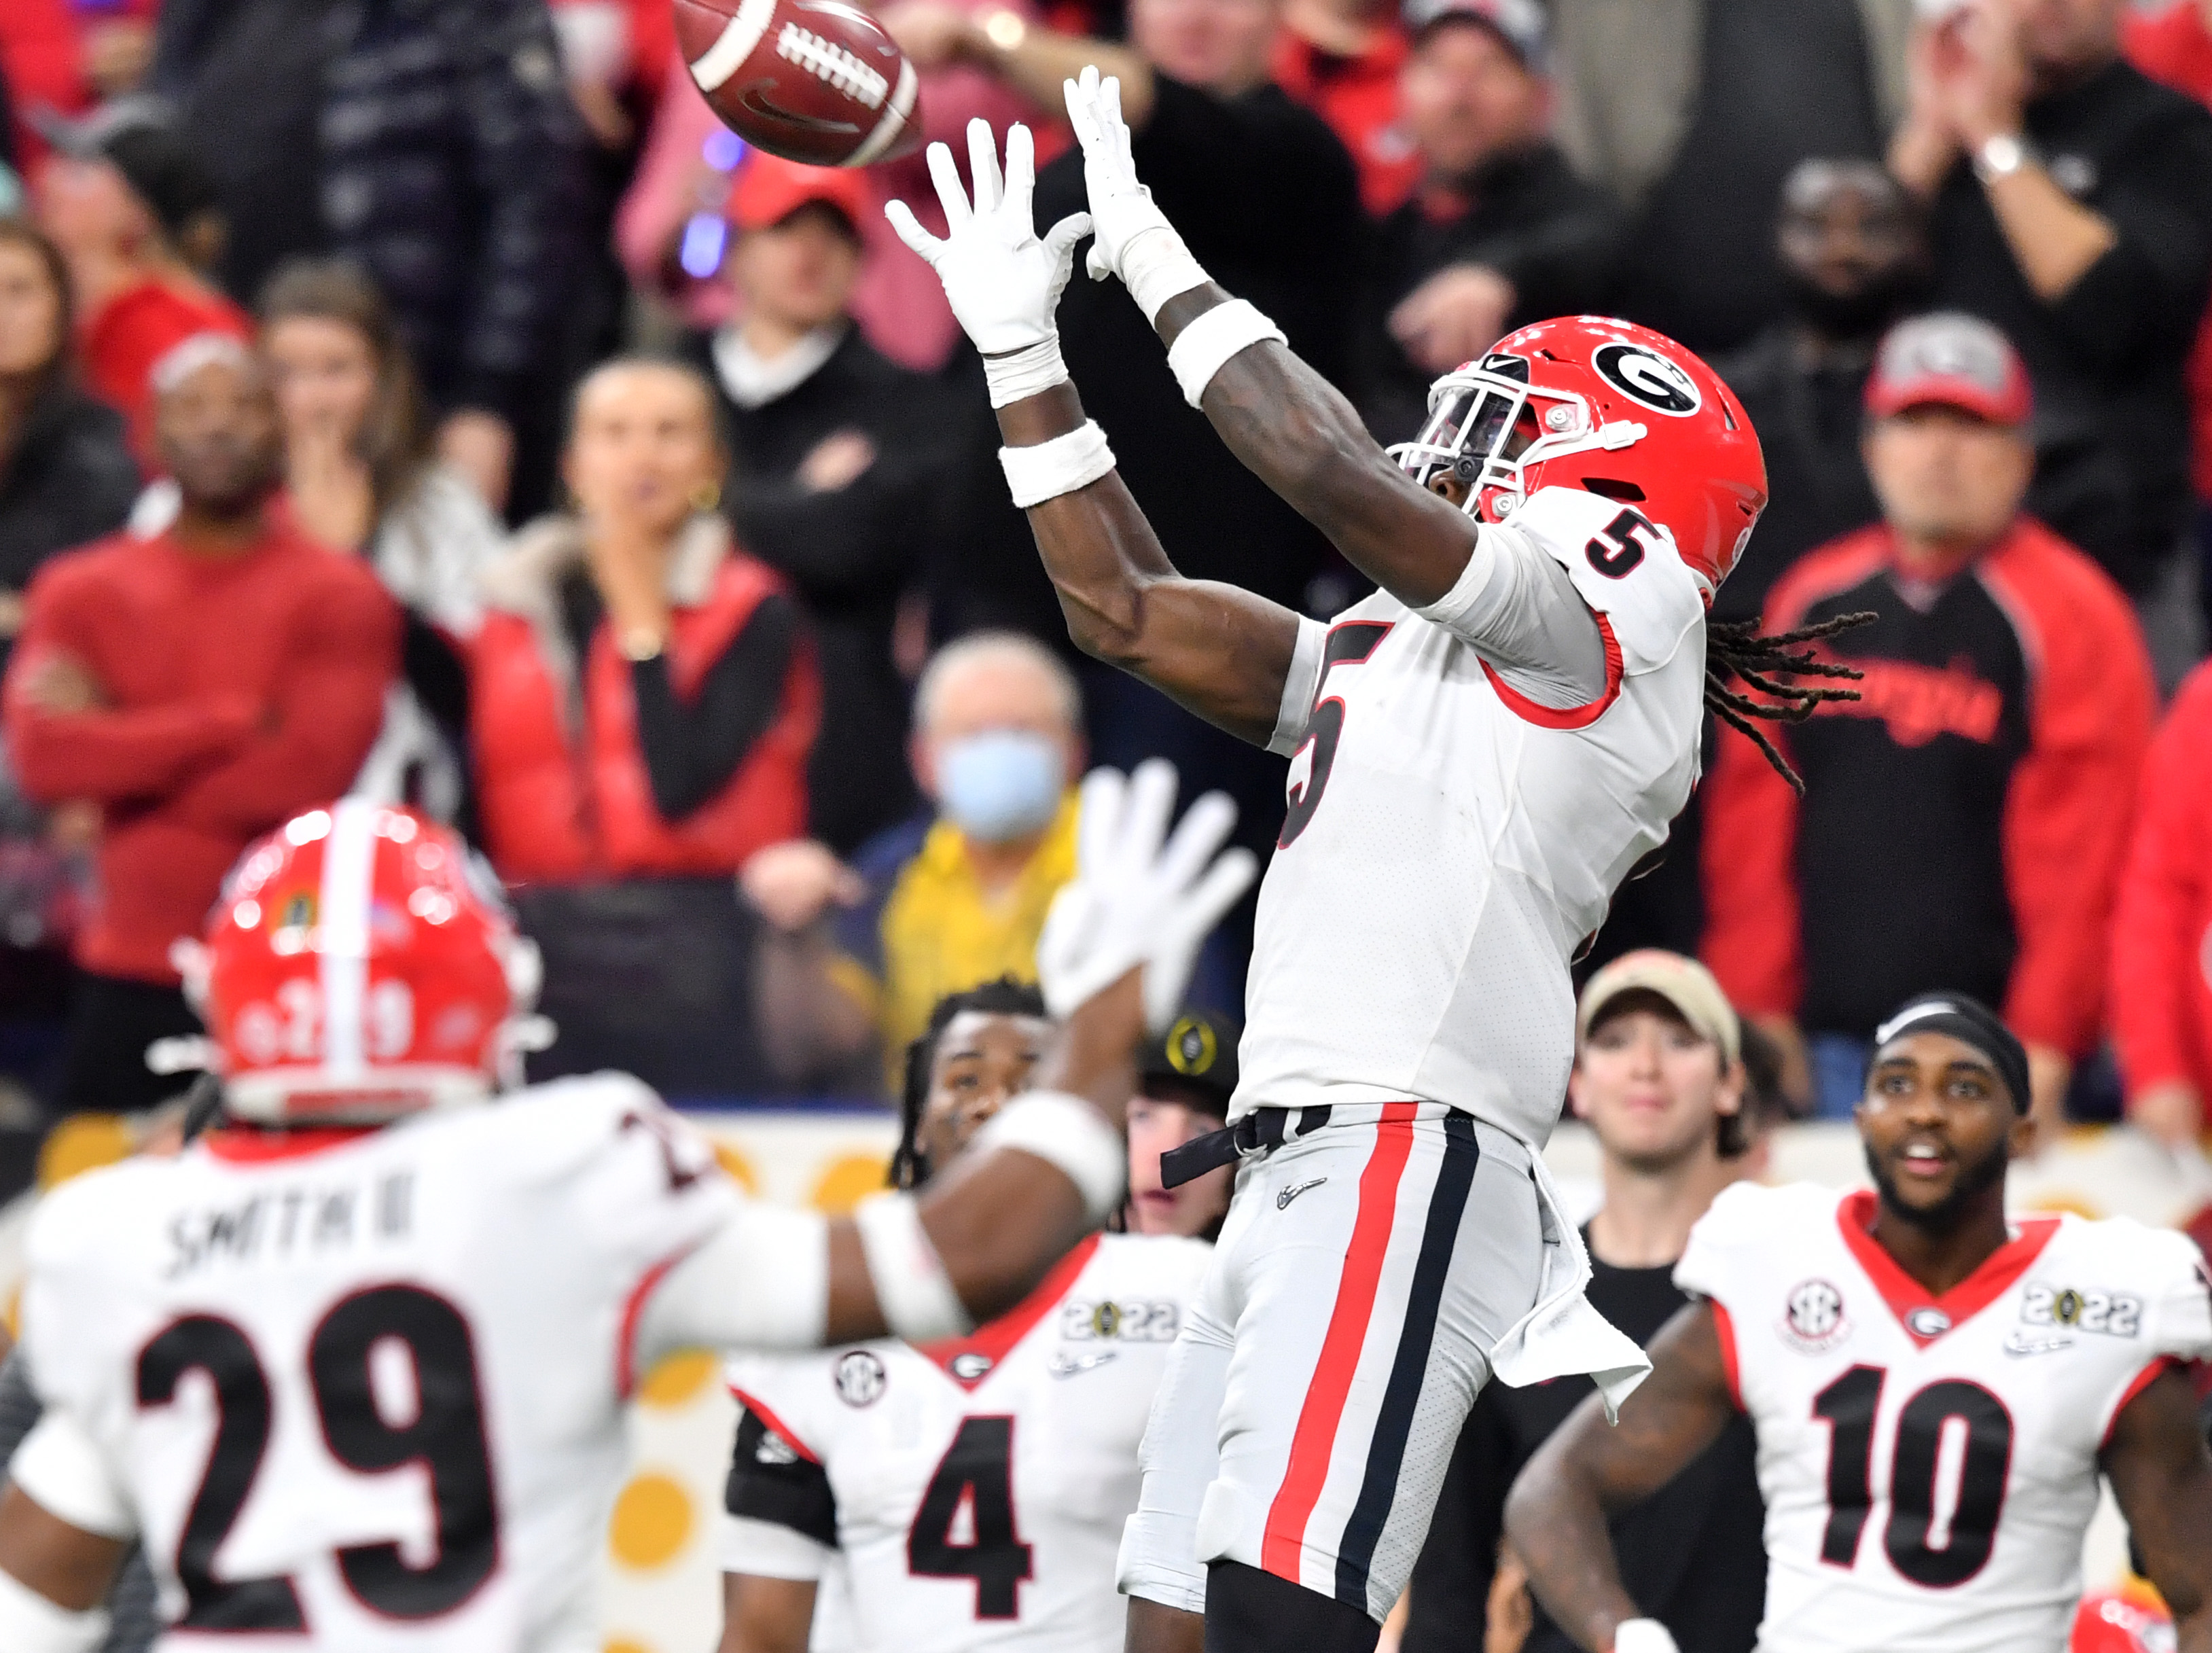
<box><xmin>181</xmin><ymin>800</ymin><xmax>546</xmax><ymax>1125</ymax></box>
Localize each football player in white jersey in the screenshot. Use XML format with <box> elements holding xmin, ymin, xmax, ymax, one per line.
<box><xmin>885</xmin><ymin>69</ymin><xmax>1866</xmax><ymax>1653</ymax></box>
<box><xmin>1507</xmin><ymin>993</ymin><xmax>2212</xmax><ymax>1653</ymax></box>
<box><xmin>718</xmin><ymin>980</ymin><xmax>1211</xmax><ymax>1653</ymax></box>
<box><xmin>0</xmin><ymin>779</ymin><xmax>1257</xmax><ymax>1653</ymax></box>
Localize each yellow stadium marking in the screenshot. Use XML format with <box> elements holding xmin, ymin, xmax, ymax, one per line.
<box><xmin>811</xmin><ymin>1152</ymin><xmax>891</xmax><ymax>1215</ymax></box>
<box><xmin>713</xmin><ymin>1142</ymin><xmax>760</xmax><ymax>1193</ymax></box>
<box><xmin>607</xmin><ymin>1471</ymin><xmax>693</xmax><ymax>1570</ymax></box>
<box><xmin>38</xmin><ymin>1114</ymin><xmax>134</xmax><ymax>1190</ymax></box>
<box><xmin>604</xmin><ymin>1639</ymin><xmax>655</xmax><ymax>1653</ymax></box>
<box><xmin>2020</xmin><ymin>1190</ymin><xmax>2103</xmax><ymax>1220</ymax></box>
<box><xmin>637</xmin><ymin>1349</ymin><xmax>718</xmax><ymax>1409</ymax></box>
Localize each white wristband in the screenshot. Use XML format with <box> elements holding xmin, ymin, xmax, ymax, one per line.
<box><xmin>1166</xmin><ymin>299</ymin><xmax>1287</xmax><ymax>408</ymax></box>
<box><xmin>984</xmin><ymin>336</ymin><xmax>1069</xmax><ymax>409</ymax></box>
<box><xmin>852</xmin><ymin>1190</ymin><xmax>974</xmax><ymax>1343</ymax></box>
<box><xmin>971</xmin><ymin>1089</ymin><xmax>1127</xmax><ymax>1226</ymax></box>
<box><xmin>1122</xmin><ymin>224</ymin><xmax>1210</xmax><ymax>323</ymax></box>
<box><xmin>1613</xmin><ymin>1620</ymin><xmax>1681</xmax><ymax>1653</ymax></box>
<box><xmin>0</xmin><ymin>1567</ymin><xmax>108</xmax><ymax>1653</ymax></box>
<box><xmin>999</xmin><ymin>421</ymin><xmax>1116</xmax><ymax>509</ymax></box>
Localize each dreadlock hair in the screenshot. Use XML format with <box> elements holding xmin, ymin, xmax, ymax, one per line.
<box><xmin>889</xmin><ymin>976</ymin><xmax>1051</xmax><ymax>1192</ymax></box>
<box><xmin>1705</xmin><ymin>611</ymin><xmax>1877</xmax><ymax>794</ymax></box>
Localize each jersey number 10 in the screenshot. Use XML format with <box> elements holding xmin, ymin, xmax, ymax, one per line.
<box><xmin>1812</xmin><ymin>1365</ymin><xmax>2013</xmax><ymax>1587</ymax></box>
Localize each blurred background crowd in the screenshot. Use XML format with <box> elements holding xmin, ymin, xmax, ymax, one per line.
<box><xmin>1</xmin><ymin>0</ymin><xmax>2211</xmax><ymax>1196</ymax></box>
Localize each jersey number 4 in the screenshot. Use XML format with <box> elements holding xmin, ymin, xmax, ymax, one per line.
<box><xmin>137</xmin><ymin>1284</ymin><xmax>498</xmax><ymax>1631</ymax></box>
<box><xmin>1813</xmin><ymin>1366</ymin><xmax>2013</xmax><ymax>1587</ymax></box>
<box><xmin>908</xmin><ymin>1416</ymin><xmax>1033</xmax><ymax>1618</ymax></box>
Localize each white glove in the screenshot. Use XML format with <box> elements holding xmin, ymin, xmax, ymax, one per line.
<box><xmin>1611</xmin><ymin>1620</ymin><xmax>1681</xmax><ymax>1653</ymax></box>
<box><xmin>885</xmin><ymin>120</ymin><xmax>1091</xmax><ymax>357</ymax></box>
<box><xmin>1061</xmin><ymin>64</ymin><xmax>1207</xmax><ymax>319</ymax></box>
<box><xmin>1036</xmin><ymin>759</ymin><xmax>1257</xmax><ymax>1033</ymax></box>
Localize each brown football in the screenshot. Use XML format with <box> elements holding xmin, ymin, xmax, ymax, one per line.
<box><xmin>677</xmin><ymin>0</ymin><xmax>923</xmax><ymax>168</ymax></box>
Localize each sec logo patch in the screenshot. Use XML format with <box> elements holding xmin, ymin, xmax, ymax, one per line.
<box><xmin>834</xmin><ymin>1349</ymin><xmax>887</xmax><ymax>1406</ymax></box>
<box><xmin>1780</xmin><ymin>1278</ymin><xmax>1851</xmax><ymax>1351</ymax></box>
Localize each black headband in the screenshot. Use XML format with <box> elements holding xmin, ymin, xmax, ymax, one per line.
<box><xmin>1872</xmin><ymin>993</ymin><xmax>2030</xmax><ymax>1115</ymax></box>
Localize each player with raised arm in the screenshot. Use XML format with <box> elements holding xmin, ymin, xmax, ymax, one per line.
<box><xmin>0</xmin><ymin>778</ymin><xmax>1253</xmax><ymax>1652</ymax></box>
<box><xmin>716</xmin><ymin>978</ymin><xmax>1210</xmax><ymax>1653</ymax></box>
<box><xmin>884</xmin><ymin>71</ymin><xmax>1865</xmax><ymax>1653</ymax></box>
<box><xmin>1505</xmin><ymin>993</ymin><xmax>2212</xmax><ymax>1653</ymax></box>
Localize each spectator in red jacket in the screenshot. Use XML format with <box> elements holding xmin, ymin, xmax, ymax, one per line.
<box><xmin>2109</xmin><ymin>660</ymin><xmax>2212</xmax><ymax>1150</ymax></box>
<box><xmin>29</xmin><ymin>99</ymin><xmax>249</xmax><ymax>469</ymax></box>
<box><xmin>1702</xmin><ymin>313</ymin><xmax>2154</xmax><ymax>1128</ymax></box>
<box><xmin>2</xmin><ymin>334</ymin><xmax>399</xmax><ymax>1114</ymax></box>
<box><xmin>469</xmin><ymin>356</ymin><xmax>818</xmax><ymax>885</ymax></box>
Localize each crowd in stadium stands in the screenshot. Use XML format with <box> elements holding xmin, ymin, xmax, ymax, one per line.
<box><xmin>3</xmin><ymin>0</ymin><xmax>2212</xmax><ymax>1177</ymax></box>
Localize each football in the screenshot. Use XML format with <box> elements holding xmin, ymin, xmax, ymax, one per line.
<box><xmin>677</xmin><ymin>0</ymin><xmax>923</xmax><ymax>168</ymax></box>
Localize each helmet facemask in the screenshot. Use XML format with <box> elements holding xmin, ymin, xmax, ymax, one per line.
<box><xmin>1389</xmin><ymin>355</ymin><xmax>1649</xmax><ymax>522</ymax></box>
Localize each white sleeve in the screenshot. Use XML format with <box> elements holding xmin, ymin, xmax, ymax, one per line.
<box><xmin>1267</xmin><ymin>616</ymin><xmax>1326</xmax><ymax>756</ymax></box>
<box><xmin>7</xmin><ymin>1411</ymin><xmax>135</xmax><ymax>1541</ymax></box>
<box><xmin>635</xmin><ymin>1198</ymin><xmax>833</xmax><ymax>1364</ymax></box>
<box><xmin>2143</xmin><ymin>1232</ymin><xmax>2212</xmax><ymax>1362</ymax></box>
<box><xmin>719</xmin><ymin>1512</ymin><xmax>836</xmax><ymax>1580</ymax></box>
<box><xmin>1671</xmin><ymin>1181</ymin><xmax>1763</xmax><ymax>1304</ymax></box>
<box><xmin>1413</xmin><ymin>521</ymin><xmax>1611</xmax><ymax>709</ymax></box>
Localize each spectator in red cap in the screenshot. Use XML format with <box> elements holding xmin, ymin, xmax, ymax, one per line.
<box><xmin>690</xmin><ymin>154</ymin><xmax>944</xmax><ymax>853</ymax></box>
<box><xmin>1354</xmin><ymin>0</ymin><xmax>1624</xmax><ymax>446</ymax></box>
<box><xmin>2109</xmin><ymin>645</ymin><xmax>2212</xmax><ymax>1152</ymax></box>
<box><xmin>29</xmin><ymin>97</ymin><xmax>249</xmax><ymax>468</ymax></box>
<box><xmin>1702</xmin><ymin>312</ymin><xmax>2154</xmax><ymax>1128</ymax></box>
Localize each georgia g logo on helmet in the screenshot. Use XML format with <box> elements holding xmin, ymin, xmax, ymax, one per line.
<box><xmin>1592</xmin><ymin>342</ymin><xmax>1702</xmax><ymax>417</ymax></box>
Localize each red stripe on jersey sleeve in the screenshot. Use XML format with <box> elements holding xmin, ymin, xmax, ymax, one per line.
<box><xmin>1480</xmin><ymin>613</ymin><xmax>1624</xmax><ymax>731</ymax></box>
<box><xmin>1708</xmin><ymin>1300</ymin><xmax>1745</xmax><ymax>1412</ymax></box>
<box><xmin>1262</xmin><ymin>1101</ymin><xmax>1421</xmax><ymax>1582</ymax></box>
<box><xmin>2099</xmin><ymin>1356</ymin><xmax>2176</xmax><ymax>1451</ymax></box>
<box><xmin>730</xmin><ymin>1387</ymin><xmax>825</xmax><ymax>1464</ymax></box>
<box><xmin>617</xmin><ymin>1246</ymin><xmax>698</xmax><ymax>1400</ymax></box>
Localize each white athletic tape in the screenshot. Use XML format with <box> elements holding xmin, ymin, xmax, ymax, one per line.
<box><xmin>1613</xmin><ymin>1621</ymin><xmax>1683</xmax><ymax>1653</ymax></box>
<box><xmin>1120</xmin><ymin>224</ymin><xmax>1209</xmax><ymax>324</ymax></box>
<box><xmin>971</xmin><ymin>1090</ymin><xmax>1127</xmax><ymax>1226</ymax></box>
<box><xmin>688</xmin><ymin>0</ymin><xmax>778</xmax><ymax>92</ymax></box>
<box><xmin>999</xmin><ymin>421</ymin><xmax>1115</xmax><ymax>508</ymax></box>
<box><xmin>853</xmin><ymin>1191</ymin><xmax>974</xmax><ymax>1342</ymax></box>
<box><xmin>984</xmin><ymin>336</ymin><xmax>1069</xmax><ymax>408</ymax></box>
<box><xmin>847</xmin><ymin>56</ymin><xmax>919</xmax><ymax>166</ymax></box>
<box><xmin>1166</xmin><ymin>299</ymin><xmax>1285</xmax><ymax>408</ymax></box>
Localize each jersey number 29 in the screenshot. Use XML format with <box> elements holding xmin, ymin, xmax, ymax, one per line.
<box><xmin>137</xmin><ymin>1284</ymin><xmax>497</xmax><ymax>1630</ymax></box>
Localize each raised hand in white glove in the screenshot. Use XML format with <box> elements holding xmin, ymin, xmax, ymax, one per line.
<box><xmin>1061</xmin><ymin>63</ymin><xmax>1207</xmax><ymax>319</ymax></box>
<box><xmin>1037</xmin><ymin>758</ymin><xmax>1257</xmax><ymax>1033</ymax></box>
<box><xmin>885</xmin><ymin>119</ymin><xmax>1090</xmax><ymax>361</ymax></box>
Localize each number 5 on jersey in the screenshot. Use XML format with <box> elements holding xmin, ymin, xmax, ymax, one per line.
<box><xmin>1280</xmin><ymin>622</ymin><xmax>1392</xmax><ymax>848</ymax></box>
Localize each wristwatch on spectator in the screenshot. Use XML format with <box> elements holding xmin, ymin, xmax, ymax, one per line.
<box><xmin>1972</xmin><ymin>132</ymin><xmax>2033</xmax><ymax>186</ymax></box>
<box><xmin>980</xmin><ymin>10</ymin><xmax>1027</xmax><ymax>52</ymax></box>
<box><xmin>618</xmin><ymin>624</ymin><xmax>666</xmax><ymax>663</ymax></box>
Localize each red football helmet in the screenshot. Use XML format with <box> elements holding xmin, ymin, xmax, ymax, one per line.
<box><xmin>2071</xmin><ymin>1584</ymin><xmax>2175</xmax><ymax>1653</ymax></box>
<box><xmin>1391</xmin><ymin>316</ymin><xmax>1769</xmax><ymax>594</ymax></box>
<box><xmin>180</xmin><ymin>800</ymin><xmax>545</xmax><ymax>1125</ymax></box>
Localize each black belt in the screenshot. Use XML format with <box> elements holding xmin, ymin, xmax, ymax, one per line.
<box><xmin>1159</xmin><ymin>1105</ymin><xmax>1332</xmax><ymax>1188</ymax></box>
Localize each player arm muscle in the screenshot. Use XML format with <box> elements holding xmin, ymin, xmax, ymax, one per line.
<box><xmin>718</xmin><ymin>1573</ymin><xmax>817</xmax><ymax>1653</ymax></box>
<box><xmin>0</xmin><ymin>1486</ymin><xmax>125</xmax><ymax>1632</ymax></box>
<box><xmin>2101</xmin><ymin>1368</ymin><xmax>2212</xmax><ymax>1652</ymax></box>
<box><xmin>1504</xmin><ymin>1302</ymin><xmax>1739</xmax><ymax>1653</ymax></box>
<box><xmin>1156</xmin><ymin>285</ymin><xmax>1482</xmax><ymax>609</ymax></box>
<box><xmin>997</xmin><ymin>382</ymin><xmax>1300</xmax><ymax>748</ymax></box>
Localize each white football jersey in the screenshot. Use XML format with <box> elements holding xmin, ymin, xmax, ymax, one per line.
<box><xmin>1675</xmin><ymin>1182</ymin><xmax>2212</xmax><ymax>1653</ymax></box>
<box><xmin>1237</xmin><ymin>486</ymin><xmax>1707</xmax><ymax>1143</ymax></box>
<box><xmin>719</xmin><ymin>1232</ymin><xmax>1211</xmax><ymax>1652</ymax></box>
<box><xmin>14</xmin><ymin>1075</ymin><xmax>738</xmax><ymax>1652</ymax></box>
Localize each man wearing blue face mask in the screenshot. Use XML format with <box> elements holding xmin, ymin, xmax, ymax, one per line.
<box><xmin>742</xmin><ymin>630</ymin><xmax>1088</xmax><ymax>1084</ymax></box>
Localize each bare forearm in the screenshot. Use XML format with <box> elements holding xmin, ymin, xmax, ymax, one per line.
<box><xmin>1503</xmin><ymin>1465</ymin><xmax>1643</xmax><ymax>1652</ymax></box>
<box><xmin>963</xmin><ymin>24</ymin><xmax>1150</xmax><ymax>123</ymax></box>
<box><xmin>997</xmin><ymin>382</ymin><xmax>1295</xmax><ymax>745</ymax></box>
<box><xmin>1156</xmin><ymin>286</ymin><xmax>1476</xmax><ymax>608</ymax></box>
<box><xmin>1982</xmin><ymin>166</ymin><xmax>2118</xmax><ymax>301</ymax></box>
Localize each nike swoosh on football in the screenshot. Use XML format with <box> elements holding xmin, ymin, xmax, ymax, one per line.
<box><xmin>1049</xmin><ymin>1351</ymin><xmax>1118</xmax><ymax>1379</ymax></box>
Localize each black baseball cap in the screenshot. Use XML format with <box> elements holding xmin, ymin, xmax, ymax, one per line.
<box><xmin>1139</xmin><ymin>1009</ymin><xmax>1241</xmax><ymax>1115</ymax></box>
<box><xmin>32</xmin><ymin>98</ymin><xmax>222</xmax><ymax>243</ymax></box>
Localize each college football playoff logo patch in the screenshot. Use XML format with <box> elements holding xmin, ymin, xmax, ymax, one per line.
<box><xmin>1592</xmin><ymin>342</ymin><xmax>1701</xmax><ymax>417</ymax></box>
<box><xmin>1779</xmin><ymin>1278</ymin><xmax>1851</xmax><ymax>1352</ymax></box>
<box><xmin>834</xmin><ymin>1349</ymin><xmax>887</xmax><ymax>1407</ymax></box>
